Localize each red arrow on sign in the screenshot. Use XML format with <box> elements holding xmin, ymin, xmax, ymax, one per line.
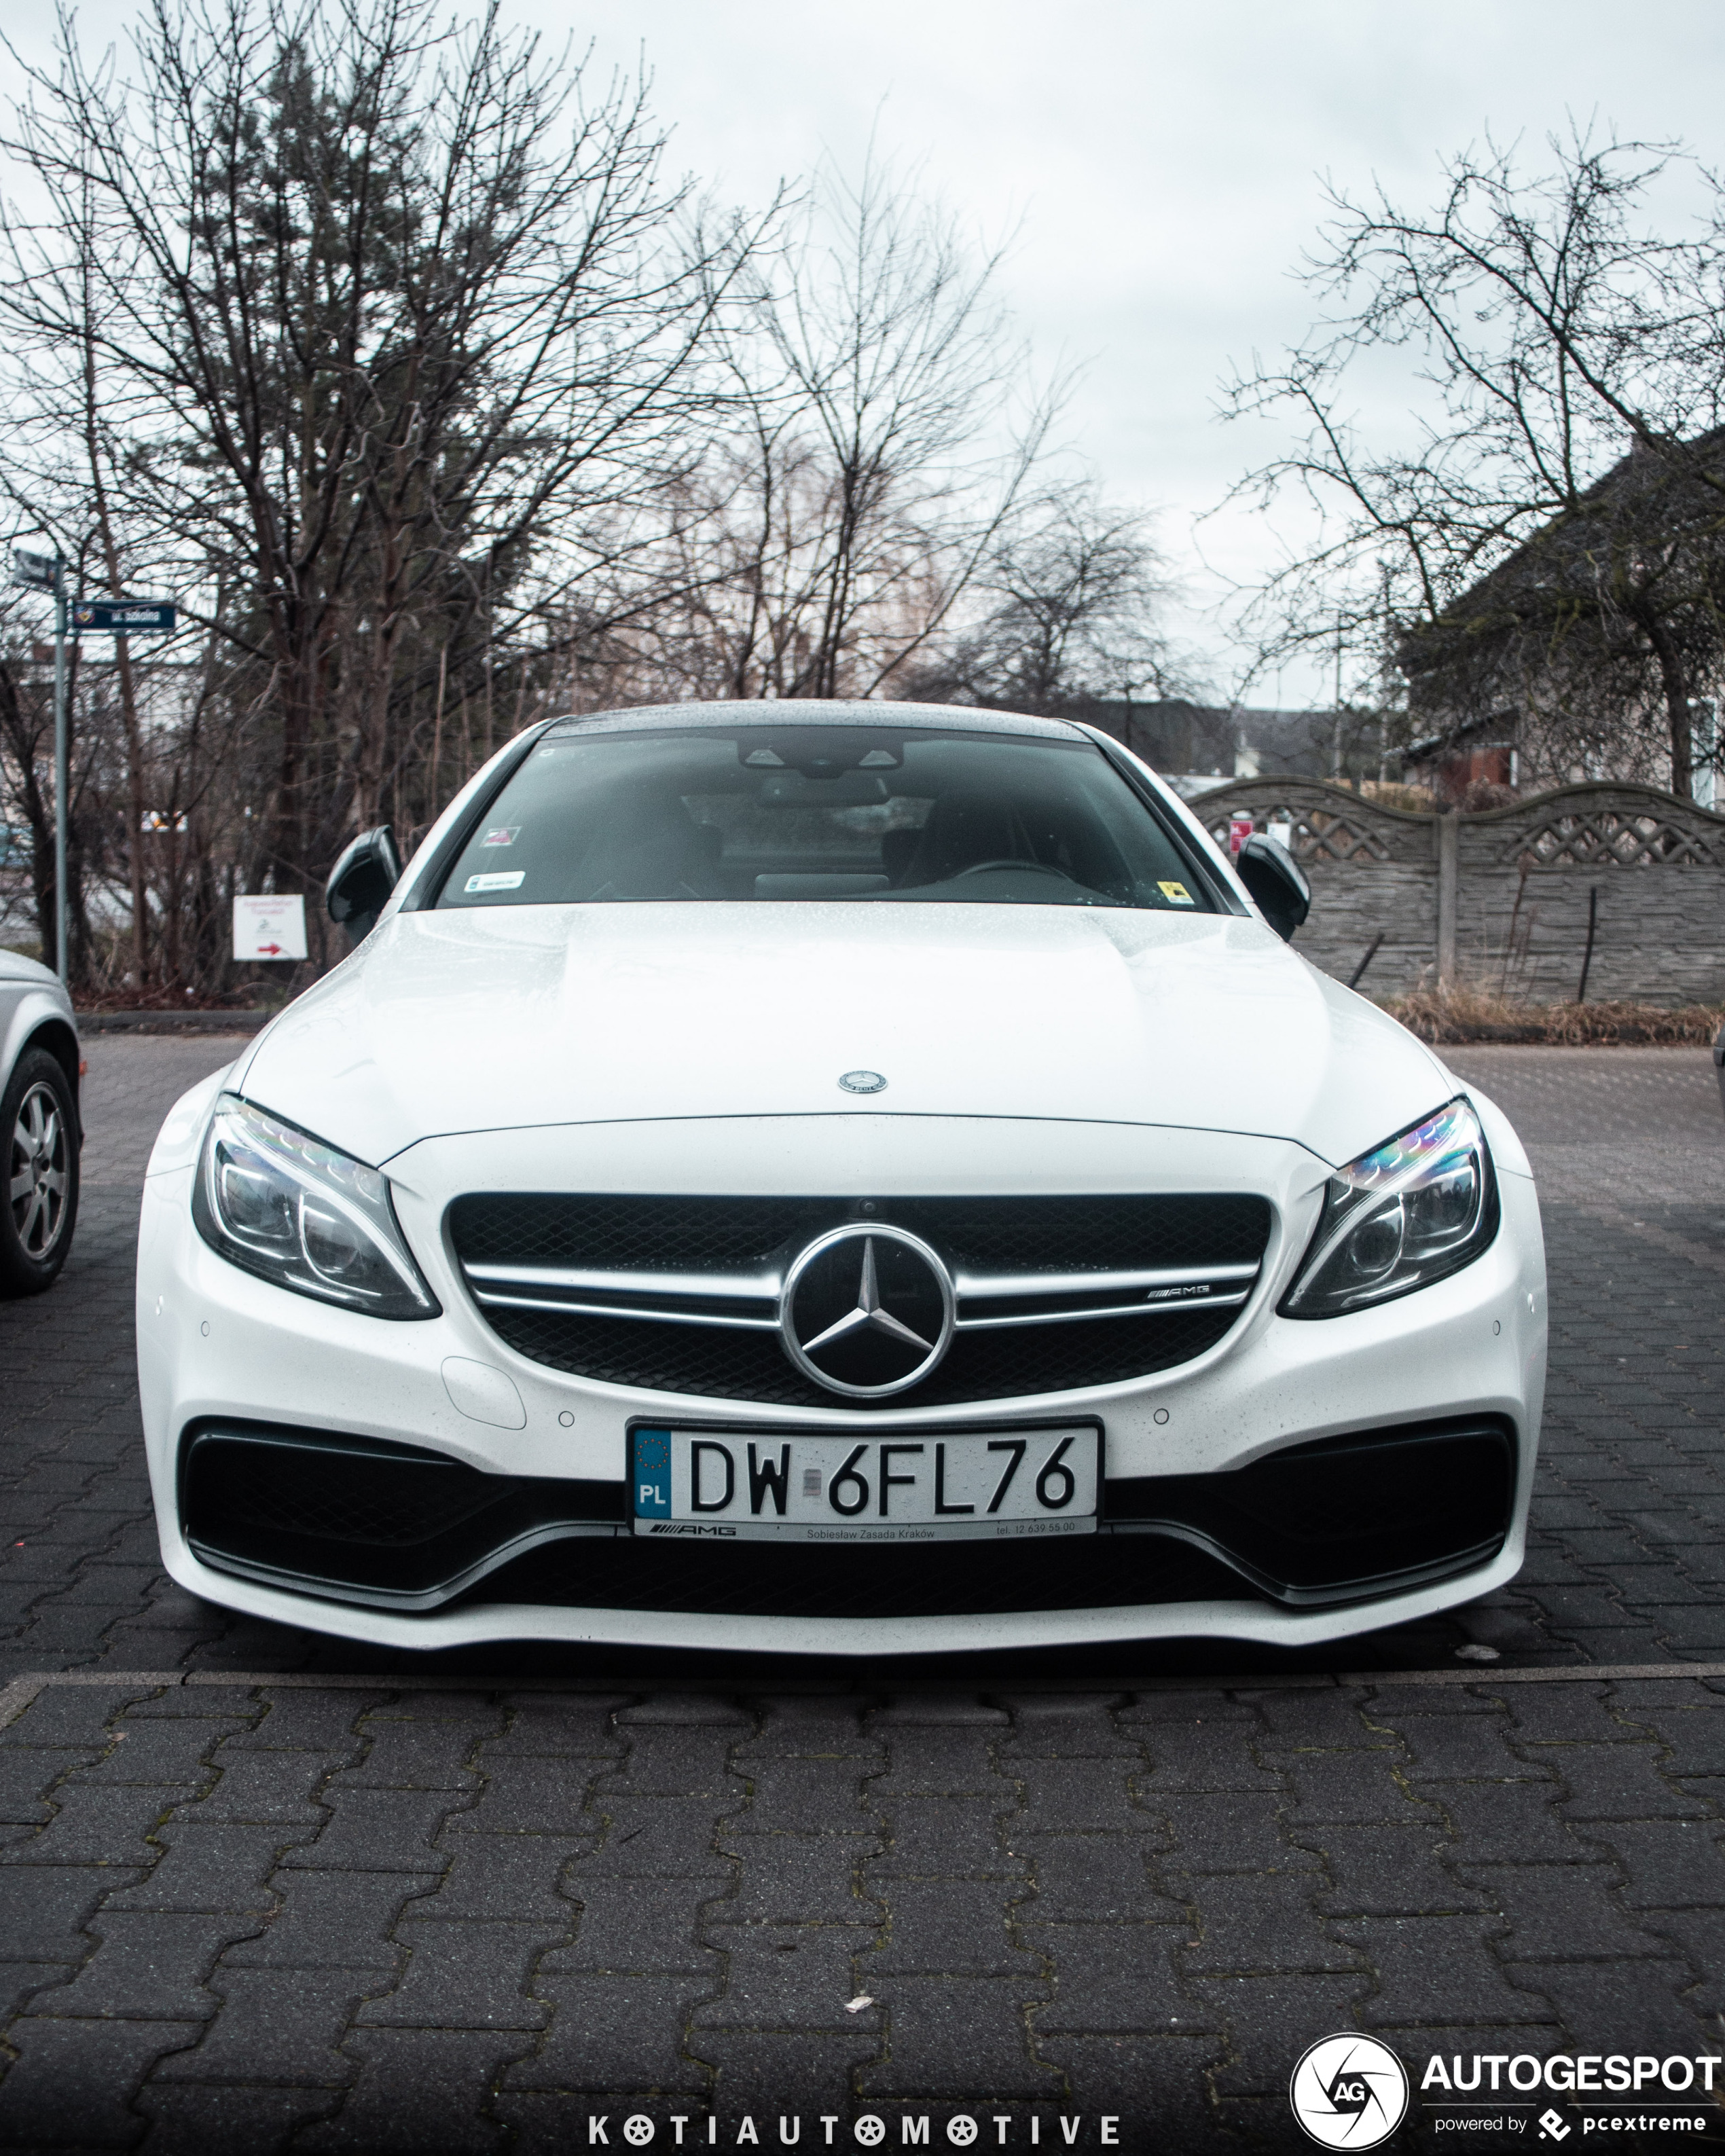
<box><xmin>259</xmin><ymin>942</ymin><xmax>283</xmax><ymax>955</ymax></box>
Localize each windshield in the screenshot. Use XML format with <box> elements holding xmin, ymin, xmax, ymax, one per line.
<box><xmin>435</xmin><ymin>721</ymin><xmax>1213</xmax><ymax>913</ymax></box>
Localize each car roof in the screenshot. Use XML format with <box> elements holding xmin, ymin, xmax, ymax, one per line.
<box><xmin>541</xmin><ymin>699</ymin><xmax>1087</xmax><ymax>744</ymax></box>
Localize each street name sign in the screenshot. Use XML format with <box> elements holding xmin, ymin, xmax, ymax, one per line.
<box><xmin>233</xmin><ymin>893</ymin><xmax>308</xmax><ymax>962</ymax></box>
<box><xmin>72</xmin><ymin>600</ymin><xmax>177</xmax><ymax>633</ymax></box>
<box><xmin>11</xmin><ymin>549</ymin><xmax>56</xmax><ymax>591</ymax></box>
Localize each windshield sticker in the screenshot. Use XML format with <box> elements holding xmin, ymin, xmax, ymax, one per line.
<box><xmin>465</xmin><ymin>871</ymin><xmax>525</xmax><ymax>893</ymax></box>
<box><xmin>480</xmin><ymin>826</ymin><xmax>521</xmax><ymax>847</ymax></box>
<box><xmin>1157</xmin><ymin>880</ymin><xmax>1195</xmax><ymax>905</ymax></box>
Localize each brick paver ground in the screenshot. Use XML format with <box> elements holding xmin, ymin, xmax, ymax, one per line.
<box><xmin>0</xmin><ymin>1038</ymin><xmax>1721</xmax><ymax>2151</ymax></box>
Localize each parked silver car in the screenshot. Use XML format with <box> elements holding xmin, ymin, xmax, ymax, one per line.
<box><xmin>0</xmin><ymin>949</ymin><xmax>81</xmax><ymax>1294</ymax></box>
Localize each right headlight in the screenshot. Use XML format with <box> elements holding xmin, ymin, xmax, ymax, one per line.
<box><xmin>1280</xmin><ymin>1096</ymin><xmax>1498</xmax><ymax>1319</ymax></box>
<box><xmin>192</xmin><ymin>1093</ymin><xmax>438</xmax><ymax>1319</ymax></box>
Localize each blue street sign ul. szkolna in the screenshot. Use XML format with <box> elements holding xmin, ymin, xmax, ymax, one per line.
<box><xmin>71</xmin><ymin>600</ymin><xmax>177</xmax><ymax>633</ymax></box>
<box><xmin>633</xmin><ymin>1428</ymin><xmax>672</xmax><ymax>1518</ymax></box>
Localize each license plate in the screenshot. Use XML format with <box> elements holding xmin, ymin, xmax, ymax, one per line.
<box><xmin>630</xmin><ymin>1425</ymin><xmax>1100</xmax><ymax>1543</ymax></box>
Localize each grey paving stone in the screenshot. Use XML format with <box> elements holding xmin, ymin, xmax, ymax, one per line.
<box><xmin>274</xmin><ymin>1787</ymin><xmax>463</xmax><ymax>1872</ymax></box>
<box><xmin>1502</xmin><ymin>1957</ymin><xmax>1709</xmax><ymax>2056</ymax></box>
<box><xmin>994</xmin><ymin>1698</ymin><xmax>1140</xmax><ymax>1757</ymax></box>
<box><xmin>331</xmin><ymin>1718</ymin><xmax>492</xmax><ymax>1791</ymax></box>
<box><xmin>1034</xmin><ymin>2034</ymin><xmax>1231</xmax><ymax>2146</ymax></box>
<box><xmin>1414</xmin><ymin>1780</ymin><xmax>1580</xmax><ymax>1862</ymax></box>
<box><xmin>575</xmin><ymin>1795</ymin><xmax>739</xmax><ymax>1880</ymax></box>
<box><xmin>480</xmin><ymin>1698</ymin><xmax>631</xmax><ymax>1758</ymax></box>
<box><xmin>723</xmin><ymin>1833</ymin><xmax>886</xmax><ymax>1924</ymax></box>
<box><xmin>546</xmin><ymin>1877</ymin><xmax>722</xmax><ymax>1974</ymax></box>
<box><xmin>684</xmin><ymin>2029</ymin><xmax>880</xmax><ymax>2111</ymax></box>
<box><xmin>24</xmin><ymin>1911</ymin><xmax>264</xmax><ymax>2021</ymax></box>
<box><xmin>856</xmin><ymin>1977</ymin><xmax>1057</xmax><ymax>2099</ymax></box>
<box><xmin>1021</xmin><ymin>1922</ymin><xmax>1206</xmax><ymax>2035</ymax></box>
<box><xmin>1357</xmin><ymin>1711</ymin><xmax>1540</xmax><ymax>1783</ymax></box>
<box><xmin>862</xmin><ymin>1878</ymin><xmax>1034</xmax><ymax>1977</ymax></box>
<box><xmin>731</xmin><ymin>1759</ymin><xmax>879</xmax><ymax>1829</ymax></box>
<box><xmin>1299</xmin><ymin>1823</ymin><xmax>1494</xmax><ymax>1918</ymax></box>
<box><xmin>295</xmin><ymin>2028</ymin><xmax>537</xmax><ymax>2154</ymax></box>
<box><xmin>148</xmin><ymin>1967</ymin><xmax>369</xmax><ymax>2085</ymax></box>
<box><xmin>447</xmin><ymin>1755</ymin><xmax>621</xmax><ymax>1836</ymax></box>
<box><xmin>134</xmin><ymin>2083</ymin><xmax>346</xmax><ymax>2156</ymax></box>
<box><xmin>692</xmin><ymin>1923</ymin><xmax>879</xmax><ymax>2030</ymax></box>
<box><xmin>1552</xmin><ymin>1742</ymin><xmax>1713</xmax><ymax>1819</ymax></box>
<box><xmin>1015</xmin><ymin>1833</ymin><xmax>1182</xmax><ymax>1923</ymax></box>
<box><xmin>0</xmin><ymin>2015</ymin><xmax>203</xmax><ymax>2148</ymax></box>
<box><xmin>1565</xmin><ymin>1816</ymin><xmax>1725</xmax><ymax>1908</ymax></box>
<box><xmin>0</xmin><ymin>1780</ymin><xmax>188</xmax><ymax>1867</ymax></box>
<box><xmin>1011</xmin><ymin>1759</ymin><xmax>1161</xmax><ymax>1837</ymax></box>
<box><xmin>1342</xmin><ymin>1915</ymin><xmax>1558</xmax><ymax>2026</ymax></box>
<box><xmin>0</xmin><ymin>1745</ymin><xmax>104</xmax><ymax>1825</ymax></box>
<box><xmin>1131</xmin><ymin>1725</ymin><xmax>1284</xmax><ymax>1794</ymax></box>
<box><xmin>508</xmin><ymin>1973</ymin><xmax>715</xmax><ymax>2091</ymax></box>
<box><xmin>0</xmin><ymin>1862</ymin><xmax>148</xmax><ymax>1960</ymax></box>
<box><xmin>1455</xmin><ymin>1859</ymin><xmax>1674</xmax><ymax>1960</ymax></box>
<box><xmin>415</xmin><ymin>1835</ymin><xmax>591</xmax><ymax>1922</ymax></box>
<box><xmin>170</xmin><ymin>1747</ymin><xmax>336</xmax><ymax>1825</ymax></box>
<box><xmin>219</xmin><ymin>1869</ymin><xmax>439</xmax><ymax>1970</ymax></box>
<box><xmin>357</xmin><ymin>1918</ymin><xmax>566</xmax><ymax>2030</ymax></box>
<box><xmin>218</xmin><ymin>1692</ymin><xmax>382</xmax><ymax>1755</ymax></box>
<box><xmin>1197</xmin><ymin>1972</ymin><xmax>1375</xmax><ymax>2097</ymax></box>
<box><xmin>101</xmin><ymin>1821</ymin><xmax>307</xmax><ymax>1912</ymax></box>
<box><xmin>1178</xmin><ymin>1871</ymin><xmax>1364</xmax><ymax>1977</ymax></box>
<box><xmin>1157</xmin><ymin>1789</ymin><xmax>1320</xmax><ymax>1875</ymax></box>
<box><xmin>734</xmin><ymin>1696</ymin><xmax>883</xmax><ymax>1760</ymax></box>
<box><xmin>863</xmin><ymin>1730</ymin><xmax>1009</xmax><ymax>1799</ymax></box>
<box><xmin>869</xmin><ymin>1796</ymin><xmax>1022</xmax><ymax>1879</ymax></box>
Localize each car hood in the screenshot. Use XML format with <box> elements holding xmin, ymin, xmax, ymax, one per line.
<box><xmin>234</xmin><ymin>902</ymin><xmax>1453</xmax><ymax>1170</ymax></box>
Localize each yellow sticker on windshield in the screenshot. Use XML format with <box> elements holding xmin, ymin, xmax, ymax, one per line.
<box><xmin>1157</xmin><ymin>880</ymin><xmax>1195</xmax><ymax>905</ymax></box>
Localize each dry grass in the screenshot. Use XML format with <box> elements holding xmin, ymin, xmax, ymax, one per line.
<box><xmin>1379</xmin><ymin>983</ymin><xmax>1725</xmax><ymax>1046</ymax></box>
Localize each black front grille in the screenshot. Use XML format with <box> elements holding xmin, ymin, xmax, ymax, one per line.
<box><xmin>448</xmin><ymin>1192</ymin><xmax>1271</xmax><ymax>1406</ymax></box>
<box><xmin>471</xmin><ymin>1531</ymin><xmax>1245</xmax><ymax>1619</ymax></box>
<box><xmin>479</xmin><ymin>1302</ymin><xmax>1243</xmax><ymax>1408</ymax></box>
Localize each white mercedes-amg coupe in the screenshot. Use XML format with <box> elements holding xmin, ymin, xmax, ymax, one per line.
<box><xmin>137</xmin><ymin>702</ymin><xmax>1546</xmax><ymax>1654</ymax></box>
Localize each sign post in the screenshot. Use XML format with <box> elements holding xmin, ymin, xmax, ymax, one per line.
<box><xmin>10</xmin><ymin>549</ymin><xmax>67</xmax><ymax>981</ymax></box>
<box><xmin>232</xmin><ymin>893</ymin><xmax>308</xmax><ymax>962</ymax></box>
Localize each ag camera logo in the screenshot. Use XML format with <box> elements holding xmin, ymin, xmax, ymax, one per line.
<box><xmin>1290</xmin><ymin>2034</ymin><xmax>1410</xmax><ymax>2148</ymax></box>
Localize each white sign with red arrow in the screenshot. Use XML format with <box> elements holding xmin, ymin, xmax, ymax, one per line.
<box><xmin>233</xmin><ymin>892</ymin><xmax>308</xmax><ymax>962</ymax></box>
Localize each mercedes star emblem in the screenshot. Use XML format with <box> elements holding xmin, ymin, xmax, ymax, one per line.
<box><xmin>780</xmin><ymin>1224</ymin><xmax>955</xmax><ymax>1396</ymax></box>
<box><xmin>838</xmin><ymin>1070</ymin><xmax>886</xmax><ymax>1094</ymax></box>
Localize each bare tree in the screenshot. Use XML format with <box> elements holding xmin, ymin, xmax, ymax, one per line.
<box><xmin>1220</xmin><ymin>130</ymin><xmax>1725</xmax><ymax>795</ymax></box>
<box><xmin>0</xmin><ymin>0</ymin><xmax>757</xmax><ymax>947</ymax></box>
<box><xmin>904</xmin><ymin>491</ymin><xmax>1186</xmax><ymax>712</ymax></box>
<box><xmin>630</xmin><ymin>151</ymin><xmax>1062</xmax><ymax>702</ymax></box>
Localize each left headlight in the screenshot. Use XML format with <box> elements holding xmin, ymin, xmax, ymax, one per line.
<box><xmin>1281</xmin><ymin>1096</ymin><xmax>1497</xmax><ymax>1319</ymax></box>
<box><xmin>192</xmin><ymin>1093</ymin><xmax>439</xmax><ymax>1319</ymax></box>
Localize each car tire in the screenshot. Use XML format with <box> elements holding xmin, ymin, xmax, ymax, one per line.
<box><xmin>1</xmin><ymin>1046</ymin><xmax>79</xmax><ymax>1296</ymax></box>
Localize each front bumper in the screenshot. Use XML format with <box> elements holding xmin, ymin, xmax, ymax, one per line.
<box><xmin>137</xmin><ymin>1111</ymin><xmax>1547</xmax><ymax>1655</ymax></box>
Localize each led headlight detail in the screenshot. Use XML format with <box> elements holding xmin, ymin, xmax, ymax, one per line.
<box><xmin>192</xmin><ymin>1095</ymin><xmax>438</xmax><ymax>1319</ymax></box>
<box><xmin>1281</xmin><ymin>1097</ymin><xmax>1497</xmax><ymax>1319</ymax></box>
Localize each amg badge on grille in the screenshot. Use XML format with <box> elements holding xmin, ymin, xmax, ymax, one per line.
<box><xmin>780</xmin><ymin>1225</ymin><xmax>954</xmax><ymax>1396</ymax></box>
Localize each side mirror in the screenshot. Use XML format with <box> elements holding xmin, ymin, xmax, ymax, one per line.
<box><xmin>326</xmin><ymin>825</ymin><xmax>403</xmax><ymax>944</ymax></box>
<box><xmin>1235</xmin><ymin>831</ymin><xmax>1311</xmax><ymax>942</ymax></box>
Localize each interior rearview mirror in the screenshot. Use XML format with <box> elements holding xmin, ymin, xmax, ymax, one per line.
<box><xmin>326</xmin><ymin>825</ymin><xmax>403</xmax><ymax>944</ymax></box>
<box><xmin>1235</xmin><ymin>831</ymin><xmax>1311</xmax><ymax>943</ymax></box>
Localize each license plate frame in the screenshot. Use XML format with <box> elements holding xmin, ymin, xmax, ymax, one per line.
<box><xmin>628</xmin><ymin>1421</ymin><xmax>1102</xmax><ymax>1543</ymax></box>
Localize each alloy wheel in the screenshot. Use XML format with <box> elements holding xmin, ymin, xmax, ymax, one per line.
<box><xmin>10</xmin><ymin>1080</ymin><xmax>70</xmax><ymax>1260</ymax></box>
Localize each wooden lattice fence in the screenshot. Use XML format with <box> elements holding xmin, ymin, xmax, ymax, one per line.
<box><xmin>1193</xmin><ymin>778</ymin><xmax>1725</xmax><ymax>1006</ymax></box>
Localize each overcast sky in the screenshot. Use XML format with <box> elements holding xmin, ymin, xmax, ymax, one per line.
<box><xmin>6</xmin><ymin>0</ymin><xmax>1724</xmax><ymax>701</ymax></box>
